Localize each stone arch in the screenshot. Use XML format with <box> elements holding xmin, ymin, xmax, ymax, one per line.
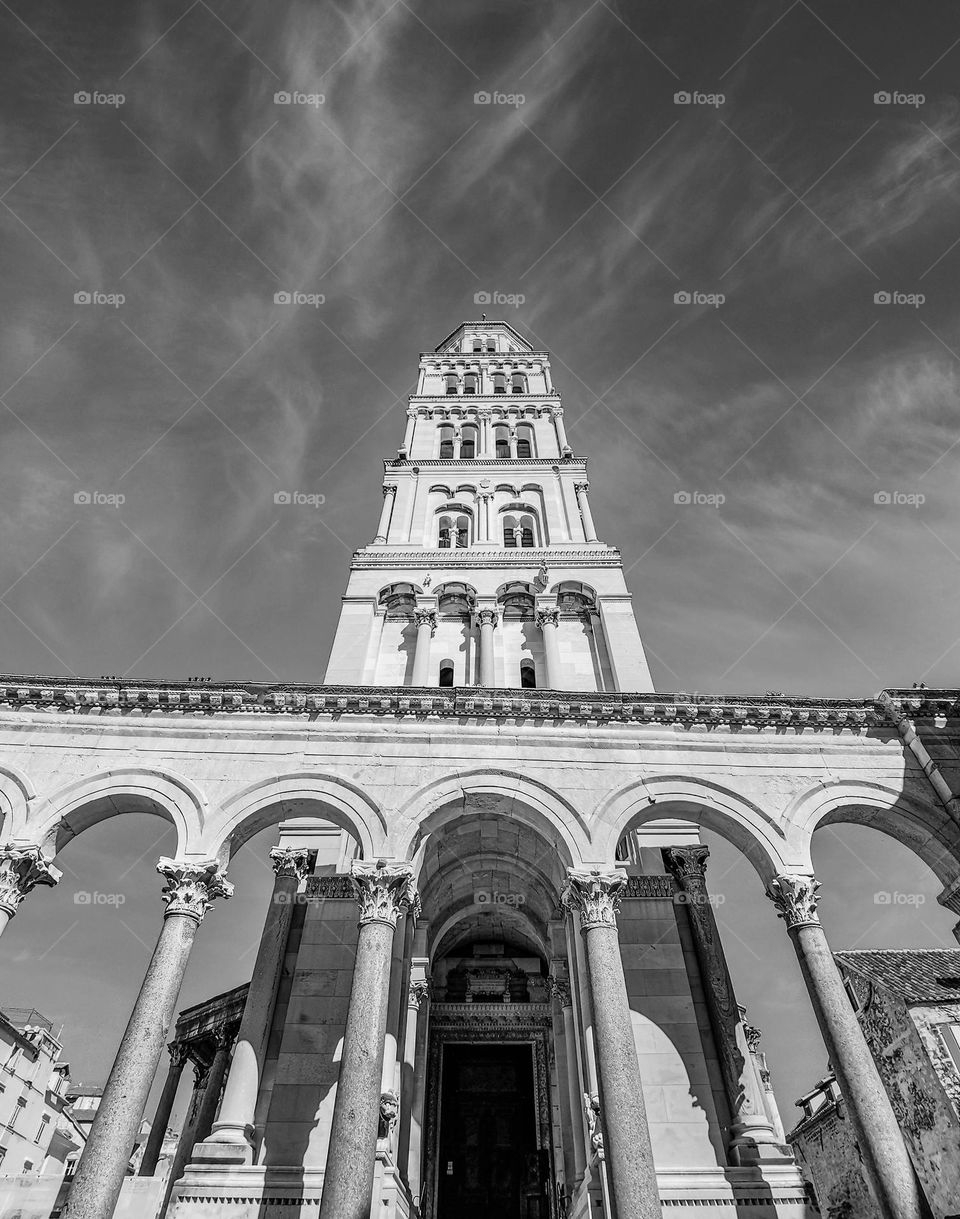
<box><xmin>593</xmin><ymin>775</ymin><xmax>794</xmax><ymax>885</ymax></box>
<box><xmin>786</xmin><ymin>779</ymin><xmax>960</xmax><ymax>888</ymax></box>
<box><xmin>388</xmin><ymin>769</ymin><xmax>589</xmax><ymax>866</ymax></box>
<box><xmin>207</xmin><ymin>772</ymin><xmax>386</xmax><ymax>860</ymax></box>
<box><xmin>0</xmin><ymin>763</ymin><xmax>37</xmax><ymax>840</ymax></box>
<box><xmin>29</xmin><ymin>766</ymin><xmax>206</xmax><ymax>858</ymax></box>
<box><xmin>428</xmin><ymin>901</ymin><xmax>551</xmax><ymax>962</ymax></box>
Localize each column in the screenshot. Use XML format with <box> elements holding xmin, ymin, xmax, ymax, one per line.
<box><xmin>319</xmin><ymin>860</ymin><xmax>418</xmax><ymax>1219</ymax></box>
<box><xmin>162</xmin><ymin>1029</ymin><xmax>234</xmax><ymax>1214</ymax></box>
<box><xmin>536</xmin><ymin>606</ymin><xmax>562</xmax><ymax>689</ymax></box>
<box><xmin>453</xmin><ymin>426</ymin><xmax>462</xmax><ymax>459</ymax></box>
<box><xmin>0</xmin><ymin>844</ymin><xmax>61</xmax><ymax>935</ymax></box>
<box><xmin>663</xmin><ymin>846</ymin><xmax>782</xmax><ymax>1159</ymax></box>
<box><xmin>477</xmin><ymin>608</ymin><xmax>498</xmax><ymax>687</ymax></box>
<box><xmin>199</xmin><ymin>846</ymin><xmax>310</xmax><ymax>1161</ymax></box>
<box><xmin>402</xmin><ymin>411</ymin><xmax>416</xmax><ymax>453</ymax></box>
<box><xmin>575</xmin><ymin>482</ymin><xmax>599</xmax><ymax>543</ymax></box>
<box><xmin>767</xmin><ymin>874</ymin><xmax>924</xmax><ymax>1219</ymax></box>
<box><xmin>411</xmin><ymin>609</ymin><xmax>437</xmax><ymax>686</ymax></box>
<box><xmin>61</xmin><ymin>858</ymin><xmax>232</xmax><ymax>1219</ymax></box>
<box><xmin>374</xmin><ymin>484</ymin><xmax>397</xmax><ymax>544</ymax></box>
<box><xmin>479</xmin><ymin>410</ymin><xmax>492</xmax><ymax>457</ymax></box>
<box><xmin>549</xmin><ymin>963</ymin><xmax>586</xmax><ymax>1188</ymax></box>
<box><xmin>553</xmin><ymin>405</ymin><xmax>567</xmax><ymax>450</ymax></box>
<box><xmin>509</xmin><ymin>425</ymin><xmax>518</xmax><ymax>458</ymax></box>
<box><xmin>561</xmin><ymin>868</ymin><xmax>660</xmax><ymax>1219</ymax></box>
<box><xmin>398</xmin><ymin>975</ymin><xmax>429</xmax><ymax>1194</ymax></box>
<box><xmin>138</xmin><ymin>1042</ymin><xmax>188</xmax><ymax>1175</ymax></box>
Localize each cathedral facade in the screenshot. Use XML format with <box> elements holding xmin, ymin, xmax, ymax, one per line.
<box><xmin>0</xmin><ymin>323</ymin><xmax>958</xmax><ymax>1219</ymax></box>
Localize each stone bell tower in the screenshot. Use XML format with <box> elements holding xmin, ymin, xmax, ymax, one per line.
<box><xmin>323</xmin><ymin>320</ymin><xmax>654</xmax><ymax>691</ymax></box>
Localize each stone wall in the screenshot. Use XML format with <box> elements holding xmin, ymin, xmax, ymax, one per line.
<box><xmin>791</xmin><ymin>1099</ymin><xmax>874</xmax><ymax>1218</ymax></box>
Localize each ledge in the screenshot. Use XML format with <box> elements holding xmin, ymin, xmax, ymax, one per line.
<box><xmin>351</xmin><ymin>546</ymin><xmax>621</xmax><ymax>567</ymax></box>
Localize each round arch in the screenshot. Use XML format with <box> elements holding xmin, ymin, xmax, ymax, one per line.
<box><xmin>428</xmin><ymin>901</ymin><xmax>551</xmax><ymax>962</ymax></box>
<box><xmin>29</xmin><ymin>766</ymin><xmax>205</xmax><ymax>859</ymax></box>
<box><xmin>593</xmin><ymin>775</ymin><xmax>795</xmax><ymax>885</ymax></box>
<box><xmin>207</xmin><ymin>772</ymin><xmax>386</xmax><ymax>860</ymax></box>
<box><xmin>0</xmin><ymin>763</ymin><xmax>37</xmax><ymax>840</ymax></box>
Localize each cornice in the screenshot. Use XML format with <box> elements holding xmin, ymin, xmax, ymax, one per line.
<box><xmin>0</xmin><ymin>677</ymin><xmax>904</xmax><ymax>731</ymax></box>
<box><xmin>384</xmin><ymin>458</ymin><xmax>584</xmax><ymax>469</ymax></box>
<box><xmin>880</xmin><ymin>689</ymin><xmax>960</xmax><ymax>721</ymax></box>
<box><xmin>351</xmin><ymin>545</ymin><xmax>621</xmax><ymax>567</ymax></box>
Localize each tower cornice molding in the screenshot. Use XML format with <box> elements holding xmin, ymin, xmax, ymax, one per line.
<box><xmin>383</xmin><ymin>458</ymin><xmax>585</xmax><ymax>470</ymax></box>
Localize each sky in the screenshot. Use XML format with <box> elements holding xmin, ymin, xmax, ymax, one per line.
<box><xmin>1</xmin><ymin>0</ymin><xmax>960</xmax><ymax>1150</ymax></box>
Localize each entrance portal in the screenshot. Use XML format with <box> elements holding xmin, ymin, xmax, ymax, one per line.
<box><xmin>437</xmin><ymin>1043</ymin><xmax>543</xmax><ymax>1219</ymax></box>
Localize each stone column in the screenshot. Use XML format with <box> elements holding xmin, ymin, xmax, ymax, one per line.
<box><xmin>509</xmin><ymin>425</ymin><xmax>518</xmax><ymax>458</ymax></box>
<box><xmin>319</xmin><ymin>860</ymin><xmax>418</xmax><ymax>1219</ymax></box>
<box><xmin>452</xmin><ymin>427</ymin><xmax>462</xmax><ymax>459</ymax></box>
<box><xmin>374</xmin><ymin>484</ymin><xmax>397</xmax><ymax>544</ymax></box>
<box><xmin>411</xmin><ymin>609</ymin><xmax>437</xmax><ymax>686</ymax></box>
<box><xmin>398</xmin><ymin>976</ymin><xmax>429</xmax><ymax>1191</ymax></box>
<box><xmin>61</xmin><ymin>858</ymin><xmax>232</xmax><ymax>1219</ymax></box>
<box><xmin>477</xmin><ymin>608</ymin><xmax>498</xmax><ymax>687</ymax></box>
<box><xmin>403</xmin><ymin>411</ymin><xmax>416</xmax><ymax>453</ymax></box>
<box><xmin>549</xmin><ymin>963</ymin><xmax>586</xmax><ymax>1187</ymax></box>
<box><xmin>561</xmin><ymin>867</ymin><xmax>660</xmax><ymax>1219</ymax></box>
<box><xmin>767</xmin><ymin>874</ymin><xmax>924</xmax><ymax>1219</ymax></box>
<box><xmin>663</xmin><ymin>846</ymin><xmax>781</xmax><ymax>1159</ymax></box>
<box><xmin>0</xmin><ymin>844</ymin><xmax>61</xmax><ymax>935</ymax></box>
<box><xmin>162</xmin><ymin>1028</ymin><xmax>234</xmax><ymax>1213</ymax></box>
<box><xmin>536</xmin><ymin>607</ymin><xmax>562</xmax><ymax>689</ymax></box>
<box><xmin>479</xmin><ymin>410</ymin><xmax>492</xmax><ymax>457</ymax></box>
<box><xmin>575</xmin><ymin>483</ymin><xmax>599</xmax><ymax>543</ymax></box>
<box><xmin>139</xmin><ymin>1041</ymin><xmax>188</xmax><ymax>1175</ymax></box>
<box><xmin>199</xmin><ymin>846</ymin><xmax>310</xmax><ymax>1161</ymax></box>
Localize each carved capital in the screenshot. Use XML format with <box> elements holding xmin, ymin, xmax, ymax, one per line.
<box><xmin>574</xmin><ymin>482</ymin><xmax>590</xmax><ymax>495</ymax></box>
<box><xmin>269</xmin><ymin>846</ymin><xmax>312</xmax><ymax>883</ymax></box>
<box><xmin>547</xmin><ymin>971</ymin><xmax>572</xmax><ymax>1008</ymax></box>
<box><xmin>378</xmin><ymin>1090</ymin><xmax>399</xmax><ymax>1140</ymax></box>
<box><xmin>561</xmin><ymin>867</ymin><xmax>625</xmax><ymax>930</ymax></box>
<box><xmin>167</xmin><ymin>1041</ymin><xmax>190</xmax><ymax>1069</ymax></box>
<box><xmin>477</xmin><ymin>607</ymin><xmax>499</xmax><ymax>628</ymax></box>
<box><xmin>766</xmin><ymin>873</ymin><xmax>821</xmax><ymax>929</ymax></box>
<box><xmin>0</xmin><ymin>845</ymin><xmax>61</xmax><ymax>916</ymax></box>
<box><xmin>414</xmin><ymin>608</ymin><xmax>438</xmax><ymax>633</ymax></box>
<box><xmin>408</xmin><ymin>979</ymin><xmax>430</xmax><ymax>1010</ymax></box>
<box><xmin>535</xmin><ymin>607</ymin><xmax>560</xmax><ymax>631</ymax></box>
<box><xmin>382</xmin><ymin>484</ymin><xmax>397</xmax><ymax>498</ymax></box>
<box><xmin>350</xmin><ymin>859</ymin><xmax>418</xmax><ymax>928</ymax></box>
<box><xmin>663</xmin><ymin>845</ymin><xmax>710</xmax><ymax>893</ymax></box>
<box><xmin>157</xmin><ymin>858</ymin><xmax>233</xmax><ymax>922</ymax></box>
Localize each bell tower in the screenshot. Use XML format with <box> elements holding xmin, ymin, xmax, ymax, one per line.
<box><xmin>323</xmin><ymin>320</ymin><xmax>654</xmax><ymax>691</ymax></box>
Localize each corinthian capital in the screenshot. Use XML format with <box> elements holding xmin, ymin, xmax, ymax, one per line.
<box><xmin>0</xmin><ymin>845</ymin><xmax>61</xmax><ymax>917</ymax></box>
<box><xmin>766</xmin><ymin>874</ymin><xmax>821</xmax><ymax>929</ymax></box>
<box><xmin>561</xmin><ymin>867</ymin><xmax>626</xmax><ymax>930</ymax></box>
<box><xmin>408</xmin><ymin>980</ymin><xmax>430</xmax><ymax>1010</ymax></box>
<box><xmin>157</xmin><ymin>858</ymin><xmax>233</xmax><ymax>922</ymax></box>
<box><xmin>414</xmin><ymin>608</ymin><xmax>438</xmax><ymax>633</ymax></box>
<box><xmin>269</xmin><ymin>846</ymin><xmax>312</xmax><ymax>882</ymax></box>
<box><xmin>535</xmin><ymin>607</ymin><xmax>560</xmax><ymax>630</ymax></box>
<box><xmin>477</xmin><ymin>607</ymin><xmax>499</xmax><ymax>628</ymax></box>
<box><xmin>350</xmin><ymin>859</ymin><xmax>418</xmax><ymax>928</ymax></box>
<box><xmin>382</xmin><ymin>484</ymin><xmax>398</xmax><ymax>498</ymax></box>
<box><xmin>663</xmin><ymin>845</ymin><xmax>710</xmax><ymax>892</ymax></box>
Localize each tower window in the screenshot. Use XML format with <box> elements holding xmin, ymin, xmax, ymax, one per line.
<box><xmin>520</xmin><ymin>660</ymin><xmax>536</xmax><ymax>689</ymax></box>
<box><xmin>473</xmin><ymin>340</ymin><xmax>482</xmax><ymax>353</ymax></box>
<box><xmin>487</xmin><ymin>339</ymin><xmax>496</xmax><ymax>352</ymax></box>
<box><xmin>463</xmin><ymin>373</ymin><xmax>477</xmax><ymax>395</ymax></box>
<box><xmin>503</xmin><ymin>514</ymin><xmax>518</xmax><ymax>547</ymax></box>
<box><xmin>439</xmin><ymin>660</ymin><xmax>455</xmax><ymax>687</ymax></box>
<box><xmin>516</xmin><ymin>425</ymin><xmax>534</xmax><ymax>459</ymax></box>
<box><xmin>439</xmin><ymin>426</ymin><xmax>454</xmax><ymax>459</ymax></box>
<box><xmin>445</xmin><ymin>374</ymin><xmax>458</xmax><ymax>395</ymax></box>
<box><xmin>511</xmin><ymin>373</ymin><xmax>526</xmax><ymax>394</ymax></box>
<box><xmin>495</xmin><ymin>426</ymin><xmax>510</xmax><ymax>458</ymax></box>
<box><xmin>493</xmin><ymin>373</ymin><xmax>506</xmax><ymax>395</ymax></box>
<box><xmin>460</xmin><ymin>426</ymin><xmax>477</xmax><ymax>459</ymax></box>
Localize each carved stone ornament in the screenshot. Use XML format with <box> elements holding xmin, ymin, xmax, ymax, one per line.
<box><xmin>663</xmin><ymin>844</ymin><xmax>710</xmax><ymax>893</ymax></box>
<box><xmin>547</xmin><ymin>972</ymin><xmax>572</xmax><ymax>1008</ymax></box>
<box><xmin>157</xmin><ymin>857</ymin><xmax>234</xmax><ymax>922</ymax></box>
<box><xmin>378</xmin><ymin>1090</ymin><xmax>399</xmax><ymax>1140</ymax></box>
<box><xmin>535</xmin><ymin>607</ymin><xmax>561</xmax><ymax>631</ymax></box>
<box><xmin>350</xmin><ymin>859</ymin><xmax>418</xmax><ymax>928</ymax></box>
<box><xmin>382</xmin><ymin>483</ymin><xmax>397</xmax><ymax>498</ymax></box>
<box><xmin>414</xmin><ymin>608</ymin><xmax>438</xmax><ymax>633</ymax></box>
<box><xmin>408</xmin><ymin>979</ymin><xmax>430</xmax><ymax>1010</ymax></box>
<box><xmin>269</xmin><ymin>846</ymin><xmax>312</xmax><ymax>882</ymax></box>
<box><xmin>167</xmin><ymin>1040</ymin><xmax>190</xmax><ymax>1069</ymax></box>
<box><xmin>583</xmin><ymin>1091</ymin><xmax>604</xmax><ymax>1160</ymax></box>
<box><xmin>477</xmin><ymin>607</ymin><xmax>499</xmax><ymax>628</ymax></box>
<box><xmin>574</xmin><ymin>482</ymin><xmax>590</xmax><ymax>495</ymax></box>
<box><xmin>0</xmin><ymin>844</ymin><xmax>62</xmax><ymax>916</ymax></box>
<box><xmin>561</xmin><ymin>867</ymin><xmax>626</xmax><ymax>930</ymax></box>
<box><xmin>766</xmin><ymin>874</ymin><xmax>821</xmax><ymax>929</ymax></box>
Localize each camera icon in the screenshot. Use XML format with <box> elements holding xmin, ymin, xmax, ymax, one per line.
<box><xmin>74</xmin><ymin>491</ymin><xmax>91</xmax><ymax>504</ymax></box>
<box><xmin>274</xmin><ymin>491</ymin><xmax>292</xmax><ymax>504</ymax></box>
<box><xmin>475</xmin><ymin>890</ymin><xmax>491</xmax><ymax>904</ymax></box>
<box><xmin>474</xmin><ymin>91</ymin><xmax>491</xmax><ymax>104</ymax></box>
<box><xmin>874</xmin><ymin>891</ymin><xmax>892</xmax><ymax>904</ymax></box>
<box><xmin>673</xmin><ymin>290</ymin><xmax>691</xmax><ymax>304</ymax></box>
<box><xmin>74</xmin><ymin>91</ymin><xmax>91</xmax><ymax>104</ymax></box>
<box><xmin>673</xmin><ymin>91</ymin><xmax>692</xmax><ymax>104</ymax></box>
<box><xmin>874</xmin><ymin>491</ymin><xmax>891</xmax><ymax>505</ymax></box>
<box><xmin>274</xmin><ymin>91</ymin><xmax>292</xmax><ymax>104</ymax></box>
<box><xmin>874</xmin><ymin>91</ymin><xmax>891</xmax><ymax>104</ymax></box>
<box><xmin>274</xmin><ymin>291</ymin><xmax>292</xmax><ymax>304</ymax></box>
<box><xmin>74</xmin><ymin>890</ymin><xmax>92</xmax><ymax>904</ymax></box>
<box><xmin>673</xmin><ymin>491</ymin><xmax>691</xmax><ymax>505</ymax></box>
<box><xmin>74</xmin><ymin>291</ymin><xmax>91</xmax><ymax>304</ymax></box>
<box><xmin>873</xmin><ymin>291</ymin><xmax>891</xmax><ymax>304</ymax></box>
<box><xmin>474</xmin><ymin>291</ymin><xmax>491</xmax><ymax>305</ymax></box>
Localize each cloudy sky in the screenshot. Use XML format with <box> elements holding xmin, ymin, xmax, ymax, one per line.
<box><xmin>1</xmin><ymin>0</ymin><xmax>959</xmax><ymax>1149</ymax></box>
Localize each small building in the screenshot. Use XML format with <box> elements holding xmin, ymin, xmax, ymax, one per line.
<box><xmin>789</xmin><ymin>950</ymin><xmax>960</xmax><ymax>1218</ymax></box>
<box><xmin>0</xmin><ymin>1007</ymin><xmax>75</xmax><ymax>1176</ymax></box>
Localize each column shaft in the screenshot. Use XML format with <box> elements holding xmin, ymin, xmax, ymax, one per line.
<box><xmin>402</xmin><ymin>413</ymin><xmax>415</xmax><ymax>452</ymax></box>
<box><xmin>374</xmin><ymin>487</ymin><xmax>396</xmax><ymax>544</ymax></box>
<box><xmin>538</xmin><ymin>610</ymin><xmax>562</xmax><ymax>688</ymax></box>
<box><xmin>576</xmin><ymin>484</ymin><xmax>599</xmax><ymax>543</ymax></box>
<box><xmin>478</xmin><ymin>612</ymin><xmax>497</xmax><ymax>686</ymax></box>
<box><xmin>163</xmin><ymin>1039</ymin><xmax>233</xmax><ymax>1212</ymax></box>
<box><xmin>411</xmin><ymin>613</ymin><xmax>435</xmax><ymax>686</ymax></box>
<box><xmin>138</xmin><ymin>1047</ymin><xmax>186</xmax><ymax>1175</ymax></box>
<box><xmin>562</xmin><ymin>1001</ymin><xmax>587</xmax><ymax>1182</ymax></box>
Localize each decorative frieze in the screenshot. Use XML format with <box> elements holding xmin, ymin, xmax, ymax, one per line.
<box><xmin>766</xmin><ymin>874</ymin><xmax>822</xmax><ymax>929</ymax></box>
<box><xmin>350</xmin><ymin>859</ymin><xmax>418</xmax><ymax>927</ymax></box>
<box><xmin>157</xmin><ymin>858</ymin><xmax>233</xmax><ymax>922</ymax></box>
<box><xmin>0</xmin><ymin>844</ymin><xmax>61</xmax><ymax>916</ymax></box>
<box><xmin>304</xmin><ymin>875</ymin><xmax>355</xmax><ymax>900</ymax></box>
<box><xmin>561</xmin><ymin>867</ymin><xmax>626</xmax><ymax>930</ymax></box>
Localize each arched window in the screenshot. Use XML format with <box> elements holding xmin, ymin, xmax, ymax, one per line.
<box><xmin>511</xmin><ymin>373</ymin><xmax>526</xmax><ymax>394</ymax></box>
<box><xmin>378</xmin><ymin>582</ymin><xmax>420</xmax><ymax>615</ymax></box>
<box><xmin>438</xmin><ymin>514</ymin><xmax>453</xmax><ymax>548</ymax></box>
<box><xmin>460</xmin><ymin>425</ymin><xmax>477</xmax><ymax>459</ymax></box>
<box><xmin>503</xmin><ymin>514</ymin><xmax>517</xmax><ymax>547</ymax></box>
<box><xmin>439</xmin><ymin>426</ymin><xmax>454</xmax><ymax>459</ymax></box>
<box><xmin>493</xmin><ymin>373</ymin><xmax>506</xmax><ymax>395</ymax></box>
<box><xmin>437</xmin><ymin>506</ymin><xmax>472</xmax><ymax>547</ymax></box>
<box><xmin>439</xmin><ymin>660</ymin><xmax>455</xmax><ymax>687</ymax></box>
<box><xmin>487</xmin><ymin>338</ymin><xmax>496</xmax><ymax>352</ymax></box>
<box><xmin>516</xmin><ymin>425</ymin><xmax>534</xmax><ymax>459</ymax></box>
<box><xmin>519</xmin><ymin>514</ymin><xmax>535</xmax><ymax>547</ymax></box>
<box><xmin>498</xmin><ymin>581</ymin><xmax>536</xmax><ymax>618</ymax></box>
<box><xmin>554</xmin><ymin>580</ymin><xmax>598</xmax><ymax>612</ymax></box>
<box><xmin>495</xmin><ymin>426</ymin><xmax>510</xmax><ymax>458</ymax></box>
<box><xmin>436</xmin><ymin>582</ymin><xmax>476</xmax><ymax>614</ymax></box>
<box><xmin>472</xmin><ymin>339</ymin><xmax>482</xmax><ymax>353</ymax></box>
<box><xmin>445</xmin><ymin>374</ymin><xmax>458</xmax><ymax>396</ymax></box>
<box><xmin>463</xmin><ymin>373</ymin><xmax>478</xmax><ymax>395</ymax></box>
<box><xmin>455</xmin><ymin>514</ymin><xmax>469</xmax><ymax>547</ymax></box>
<box><xmin>520</xmin><ymin>659</ymin><xmax>536</xmax><ymax>689</ymax></box>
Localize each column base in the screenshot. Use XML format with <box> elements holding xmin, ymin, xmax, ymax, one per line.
<box><xmin>190</xmin><ymin>1133</ymin><xmax>255</xmax><ymax>1167</ymax></box>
